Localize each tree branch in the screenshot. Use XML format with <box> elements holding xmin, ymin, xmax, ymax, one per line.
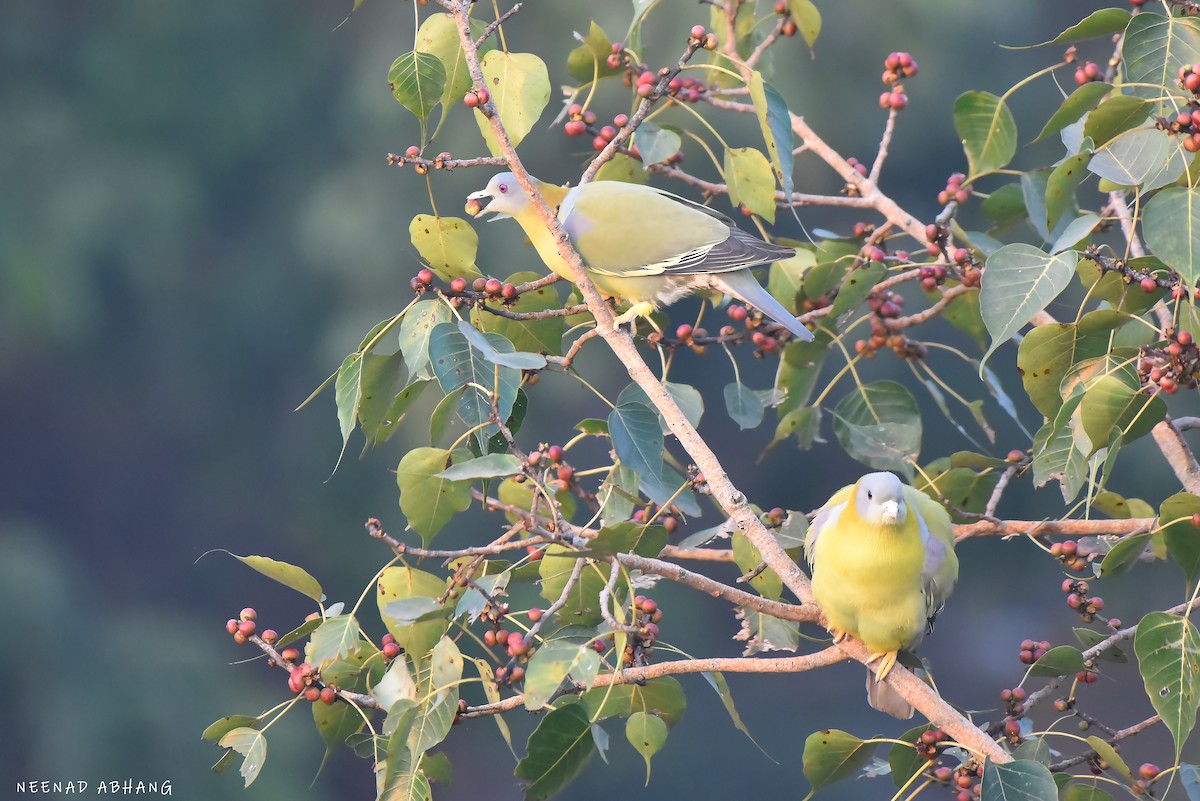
<box><xmin>460</xmin><ymin>646</ymin><xmax>848</xmax><ymax>718</ymax></box>
<box><xmin>1151</xmin><ymin>417</ymin><xmax>1200</xmax><ymax>494</ymax></box>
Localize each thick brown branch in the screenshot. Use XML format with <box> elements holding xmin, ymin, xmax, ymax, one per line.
<box><xmin>1151</xmin><ymin>417</ymin><xmax>1200</xmax><ymax>494</ymax></box>
<box><xmin>953</xmin><ymin>518</ymin><xmax>1155</xmax><ymax>542</ymax></box>
<box><xmin>460</xmin><ymin>647</ymin><xmax>847</xmax><ymax>718</ymax></box>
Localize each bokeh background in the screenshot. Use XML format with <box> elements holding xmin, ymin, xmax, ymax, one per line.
<box><xmin>3</xmin><ymin>1</ymin><xmax>1195</xmax><ymax>799</ymax></box>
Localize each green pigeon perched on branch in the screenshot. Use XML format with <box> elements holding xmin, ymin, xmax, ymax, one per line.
<box><xmin>805</xmin><ymin>472</ymin><xmax>959</xmax><ymax>719</ymax></box>
<box><xmin>466</xmin><ymin>172</ymin><xmax>813</xmax><ymax>340</ymax></box>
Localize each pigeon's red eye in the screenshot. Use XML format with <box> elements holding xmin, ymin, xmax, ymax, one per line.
<box><xmin>499</xmin><ymin>184</ymin><xmax>508</xmax><ymax>193</ymax></box>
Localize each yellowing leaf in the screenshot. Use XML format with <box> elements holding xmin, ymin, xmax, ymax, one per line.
<box><xmin>409</xmin><ymin>215</ymin><xmax>482</xmax><ymax>282</ymax></box>
<box><xmin>474</xmin><ymin>51</ymin><xmax>550</xmax><ymax>154</ymax></box>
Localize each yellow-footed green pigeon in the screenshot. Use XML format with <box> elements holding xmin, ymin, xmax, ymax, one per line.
<box><xmin>805</xmin><ymin>472</ymin><xmax>959</xmax><ymax>718</ymax></box>
<box><xmin>466</xmin><ymin>172</ymin><xmax>812</xmax><ymax>340</ymax></box>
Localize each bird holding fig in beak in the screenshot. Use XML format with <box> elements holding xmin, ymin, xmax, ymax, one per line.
<box><xmin>805</xmin><ymin>472</ymin><xmax>959</xmax><ymax>718</ymax></box>
<box><xmin>465</xmin><ymin>172</ymin><xmax>812</xmax><ymax>340</ymax></box>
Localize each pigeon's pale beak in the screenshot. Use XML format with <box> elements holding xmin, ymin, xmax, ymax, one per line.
<box><xmin>880</xmin><ymin>500</ymin><xmax>900</xmax><ymax>524</ymax></box>
<box><xmin>465</xmin><ymin>189</ymin><xmax>492</xmax><ymax>218</ymax></box>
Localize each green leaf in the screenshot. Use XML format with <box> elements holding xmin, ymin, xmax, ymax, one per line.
<box><xmin>1099</xmin><ymin>533</ymin><xmax>1152</xmax><ymax>578</ymax></box>
<box><xmin>1046</xmin><ymin>9</ymin><xmax>1131</xmax><ymax>45</ymax></box>
<box><xmin>581</xmin><ymin>677</ymin><xmax>686</xmax><ymax>726</ymax></box>
<box><xmin>1086</xmin><ymin>736</ymin><xmax>1134</xmax><ymax>781</ymax></box>
<box><xmin>389</xmin><ymin>51</ymin><xmax>446</xmax><ymax>132</ymax></box>
<box><xmin>399</xmin><ymin>301</ymin><xmax>453</xmax><ymax>381</ymax></box>
<box><xmin>594</xmin><ymin>152</ymin><xmax>648</xmax><ymax>184</ymax></box>
<box><xmin>768</xmin><ymin>248</ymin><xmax>816</xmax><ymax>313</ymax></box>
<box><xmin>1013</xmin><ymin>737</ymin><xmax>1051</xmax><ymax>766</ymax></box>
<box><xmin>409</xmin><ymin>215</ymin><xmax>482</xmax><ymax>283</ymax></box>
<box><xmin>474</xmin><ymin>51</ymin><xmax>550</xmax><ymax>154</ymax></box>
<box><xmin>308</xmin><ymin>615</ymin><xmax>361</xmax><ymax>669</ymax></box>
<box><xmin>979</xmin><ymin>244</ymin><xmax>1077</xmax><ymax>367</ymax></box>
<box><xmin>618</xmin><ymin>382</ymin><xmax>704</xmax><ymax>433</ymax></box>
<box><xmin>832</xmin><ymin>380</ymin><xmax>921</xmax><ymax>475</ymax></box>
<box><xmin>435</xmin><ymin>453</ymin><xmax>522</xmax><ymax>481</ymax></box>
<box><xmin>954</xmin><ymin>91</ymin><xmax>1018</xmax><ymax>178</ymax></box>
<box><xmin>786</xmin><ymin>0</ymin><xmax>821</xmax><ymax>48</ymax></box>
<box><xmin>1086</xmin><ymin>117</ymin><xmax>1186</xmax><ymax>190</ymax></box>
<box><xmin>567</xmin><ymin>21</ymin><xmax>621</xmax><ymax>83</ymax></box>
<box><xmin>724</xmin><ymin>146</ymin><xmax>777</xmax><ymax>222</ymax></box>
<box><xmin>1134</xmin><ymin>611</ymin><xmax>1200</xmax><ymax>759</ymax></box>
<box><xmin>523</xmin><ymin>641</ymin><xmax>601</xmax><ymax>710</ymax></box>
<box><xmin>585</xmin><ymin>521</ymin><xmax>667</xmax><ymax>558</ymax></box>
<box><xmin>1029</xmin><ymin>645</ymin><xmax>1084</xmax><ymax>677</ymax></box>
<box><xmin>981</xmin><ymin>758</ymin><xmax>1057</xmax><ymax>801</ymax></box>
<box><xmin>334</xmin><ymin>351</ymin><xmax>364</xmax><ymax>461</ymax></box>
<box><xmin>609</xmin><ymin>399</ymin><xmax>663</xmax><ymax>480</ymax></box>
<box><xmin>1181</xmin><ymin>763</ymin><xmax>1200</xmax><ymax>800</ymax></box>
<box><xmin>982</xmin><ymin>183</ymin><xmax>1028</xmax><ymax>226</ymax></box>
<box><xmin>378</xmin><ymin>568</ymin><xmax>451</xmax><ymax>662</ymax></box>
<box><xmin>724</xmin><ymin>381</ymin><xmax>765</xmax><ymax>430</ymax></box>
<box><xmin>832</xmin><ymin>264</ymin><xmax>887</xmax><ymax>329</ymax></box>
<box><xmin>219</xmin><ymin>728</ymin><xmax>267</xmax><ymax>788</ymax></box>
<box><xmin>359</xmin><ymin>352</ymin><xmax>407</xmax><ymax>445</ymax></box>
<box><xmin>1143</xmin><ymin>187</ymin><xmax>1200</xmax><ymax>284</ymax></box>
<box><xmin>703</xmin><ymin>672</ymin><xmax>764</xmax><ymax>750</ymax></box>
<box><xmin>626</xmin><ymin>712</ymin><xmax>668</xmax><ymax>784</ymax></box>
<box><xmin>455</xmin><ymin>319</ymin><xmax>546</xmax><ymax>370</ymax></box>
<box><xmin>732</xmin><ymin>532</ymin><xmax>782</xmax><ymax>600</ymax></box>
<box><xmin>396</xmin><ymin>447</ymin><xmax>472</xmax><ymax>544</ymax></box>
<box><xmin>1033</xmin><ymin>82</ymin><xmax>1112</xmax><ymax>144</ymax></box>
<box><xmin>203</xmin><ymin>715</ymin><xmax>261</xmax><ymax>742</ymax></box>
<box><xmin>427</xmin><ymin>322</ymin><xmax>520</xmax><ymax>447</ymax></box>
<box><xmin>1017</xmin><ymin>312</ymin><xmax>1129</xmax><ymax>418</ymax></box>
<box><xmin>634</xmin><ymin>123</ymin><xmax>682</xmax><ymax>167</ymax></box>
<box><xmin>515</xmin><ymin>704</ymin><xmax>595</xmax><ymax>801</ymax></box>
<box><xmin>1083</xmin><ymin>95</ymin><xmax>1152</xmax><ymax>145</ymax></box>
<box><xmin>223</xmin><ymin>553</ymin><xmax>323</xmax><ymax>602</ymax></box>
<box><xmin>1062</xmin><ymin>783</ymin><xmax>1113</xmax><ymax>801</ymax></box>
<box><xmin>471</xmin><ymin>271</ymin><xmax>564</xmax><ymax>356</ymax></box>
<box><xmin>313</xmin><ymin>685</ymin><xmax>366</xmax><ymax>752</ymax></box>
<box><xmin>802</xmin><ymin>729</ymin><xmax>876</xmax><ymax>790</ymax></box>
<box><xmin>1045</xmin><ymin>153</ymin><xmax>1092</xmax><ymax>233</ymax></box>
<box><xmin>1078</xmin><ymin>366</ymin><xmax>1165</xmax><ymax>449</ymax></box>
<box><xmin>537</xmin><ymin>545</ymin><xmax>607</xmax><ymax>626</ymax></box>
<box><xmin>383</xmin><ymin>597</ymin><xmax>452</xmax><ymax>626</ymax></box>
<box><xmin>888</xmin><ymin>724</ymin><xmax>934</xmax><ymax>788</ymax></box>
<box><xmin>414</xmin><ymin>13</ymin><xmax>489</xmax><ymax>108</ymax></box>
<box><xmin>1123</xmin><ymin>12</ymin><xmax>1200</xmax><ymax>107</ymax></box>
<box><xmin>748</xmin><ymin>73</ymin><xmax>795</xmax><ymax>197</ymax></box>
<box><xmin>1031</xmin><ymin>391</ymin><xmax>1087</xmax><ymax>502</ymax></box>
<box><xmin>1161</xmin><ymin>492</ymin><xmax>1200</xmax><ymax>581</ymax></box>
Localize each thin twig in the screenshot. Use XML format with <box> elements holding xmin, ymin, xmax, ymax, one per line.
<box><xmin>475</xmin><ymin>2</ymin><xmax>522</xmax><ymax>48</ymax></box>
<box><xmin>1047</xmin><ymin>715</ymin><xmax>1161</xmax><ymax>772</ymax></box>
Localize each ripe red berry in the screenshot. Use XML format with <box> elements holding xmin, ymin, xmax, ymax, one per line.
<box><xmin>613</xmin><ymin>114</ymin><xmax>629</xmax><ymax>127</ymax></box>
<box><xmin>405</xmin><ymin>145</ymin><xmax>420</xmax><ymax>158</ymax></box>
<box><xmin>417</xmin><ymin>268</ymin><xmax>434</xmax><ymax>285</ymax></box>
<box><xmin>281</xmin><ymin>647</ymin><xmax>300</xmax><ymax>663</ymax></box>
<box><xmin>548</xmin><ymin>445</ymin><xmax>565</xmax><ymax>462</ymax></box>
<box><xmin>262</xmin><ymin>629</ymin><xmax>278</xmax><ymax>644</ymax></box>
<box><xmin>304</xmin><ymin>686</ymin><xmax>321</xmax><ymax>702</ymax></box>
<box><xmin>382</xmin><ymin>642</ymin><xmax>401</xmax><ymax>659</ymax></box>
<box><xmin>593</xmin><ymin>135</ymin><xmax>608</xmax><ymax>151</ymax></box>
<box><xmin>320</xmin><ymin>686</ymin><xmax>336</xmax><ymax>705</ymax></box>
<box><xmin>599</xmin><ymin>125</ymin><xmax>617</xmax><ymax>142</ymax></box>
<box><xmin>240</xmin><ymin>607</ymin><xmax>257</xmax><ymax>621</ymax></box>
<box><xmin>507</xmin><ymin>631</ymin><xmax>527</xmax><ymax>655</ymax></box>
<box><xmin>237</xmin><ymin>619</ymin><xmax>256</xmax><ymax>637</ymax></box>
<box><xmin>564</xmin><ymin>120</ymin><xmax>587</xmax><ymax>136</ymax></box>
<box><xmin>485</xmin><ymin>278</ymin><xmax>503</xmax><ymax>296</ymax></box>
<box><xmin>528</xmin><ymin>608</ymin><xmax>543</xmax><ymax>622</ymax></box>
<box><xmin>690</xmin><ymin>24</ymin><xmax>706</xmax><ymax>39</ymax></box>
<box><xmin>1179</xmin><ymin>330</ymin><xmax>1195</xmax><ymax>346</ymax></box>
<box><xmin>1141</xmin><ymin>277</ymin><xmax>1158</xmax><ymax>293</ymax></box>
<box><xmin>449</xmin><ymin>277</ymin><xmax>467</xmax><ymax>294</ymax></box>
<box><xmin>782</xmin><ymin>20</ymin><xmax>797</xmax><ymax>36</ymax></box>
<box><xmin>1139</xmin><ymin>763</ymin><xmax>1160</xmax><ymax>781</ymax></box>
<box><xmin>464</xmin><ymin>91</ymin><xmax>480</xmax><ymax>108</ymax></box>
<box><xmin>226</xmin><ymin>619</ymin><xmax>239</xmax><ymax>635</ymax></box>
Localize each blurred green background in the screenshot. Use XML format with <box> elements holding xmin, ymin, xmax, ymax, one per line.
<box><xmin>3</xmin><ymin>1</ymin><xmax>1195</xmax><ymax>799</ymax></box>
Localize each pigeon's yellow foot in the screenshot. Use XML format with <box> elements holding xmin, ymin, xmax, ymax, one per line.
<box><xmin>829</xmin><ymin>628</ymin><xmax>848</xmax><ymax>644</ymax></box>
<box><xmin>612</xmin><ymin>301</ymin><xmax>657</xmax><ymax>331</ymax></box>
<box><xmin>867</xmin><ymin>650</ymin><xmax>900</xmax><ymax>682</ymax></box>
